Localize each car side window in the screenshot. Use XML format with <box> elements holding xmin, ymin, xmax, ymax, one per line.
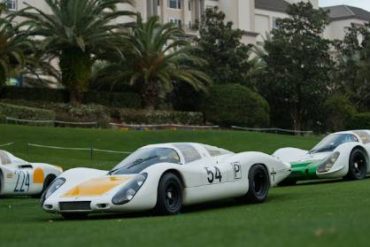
<box><xmin>174</xmin><ymin>144</ymin><xmax>202</xmax><ymax>163</ymax></box>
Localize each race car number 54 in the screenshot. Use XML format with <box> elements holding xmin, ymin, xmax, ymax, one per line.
<box><xmin>205</xmin><ymin>167</ymin><xmax>222</xmax><ymax>183</ymax></box>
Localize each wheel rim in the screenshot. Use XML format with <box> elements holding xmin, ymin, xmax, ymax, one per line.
<box><xmin>165</xmin><ymin>182</ymin><xmax>180</xmax><ymax>211</ymax></box>
<box><xmin>351</xmin><ymin>152</ymin><xmax>367</xmax><ymax>178</ymax></box>
<box><xmin>253</xmin><ymin>169</ymin><xmax>269</xmax><ymax>197</ymax></box>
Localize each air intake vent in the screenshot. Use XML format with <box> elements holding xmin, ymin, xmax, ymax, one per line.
<box><xmin>59</xmin><ymin>201</ymin><xmax>91</xmax><ymax>211</ymax></box>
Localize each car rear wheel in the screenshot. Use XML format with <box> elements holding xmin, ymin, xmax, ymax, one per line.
<box><xmin>346</xmin><ymin>148</ymin><xmax>368</xmax><ymax>180</ymax></box>
<box><xmin>154</xmin><ymin>173</ymin><xmax>183</xmax><ymax>215</ymax></box>
<box><xmin>61</xmin><ymin>213</ymin><xmax>88</xmax><ymax>220</ymax></box>
<box><xmin>245</xmin><ymin>164</ymin><xmax>270</xmax><ymax>203</ymax></box>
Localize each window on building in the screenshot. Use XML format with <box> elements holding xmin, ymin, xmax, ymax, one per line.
<box><xmin>169</xmin><ymin>17</ymin><xmax>182</xmax><ymax>27</ymax></box>
<box><xmin>188</xmin><ymin>0</ymin><xmax>192</xmax><ymax>11</ymax></box>
<box><xmin>6</xmin><ymin>0</ymin><xmax>17</xmax><ymax>11</ymax></box>
<box><xmin>168</xmin><ymin>0</ymin><xmax>181</xmax><ymax>9</ymax></box>
<box><xmin>272</xmin><ymin>17</ymin><xmax>280</xmax><ymax>29</ymax></box>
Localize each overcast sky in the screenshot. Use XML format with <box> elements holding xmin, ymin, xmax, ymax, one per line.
<box><xmin>320</xmin><ymin>0</ymin><xmax>370</xmax><ymax>11</ymax></box>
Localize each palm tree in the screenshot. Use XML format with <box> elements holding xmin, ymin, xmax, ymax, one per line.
<box><xmin>0</xmin><ymin>16</ymin><xmax>33</xmax><ymax>86</ymax></box>
<box><xmin>18</xmin><ymin>0</ymin><xmax>133</xmax><ymax>104</ymax></box>
<box><xmin>99</xmin><ymin>16</ymin><xmax>211</xmax><ymax>109</ymax></box>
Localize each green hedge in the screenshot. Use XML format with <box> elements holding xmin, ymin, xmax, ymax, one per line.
<box><xmin>202</xmin><ymin>84</ymin><xmax>270</xmax><ymax>127</ymax></box>
<box><xmin>0</xmin><ymin>86</ymin><xmax>141</xmax><ymax>108</ymax></box>
<box><xmin>54</xmin><ymin>104</ymin><xmax>111</xmax><ymax>128</ymax></box>
<box><xmin>0</xmin><ymin>103</ymin><xmax>55</xmax><ymax>121</ymax></box>
<box><xmin>118</xmin><ymin>109</ymin><xmax>204</xmax><ymax>125</ymax></box>
<box><xmin>347</xmin><ymin>113</ymin><xmax>370</xmax><ymax>129</ymax></box>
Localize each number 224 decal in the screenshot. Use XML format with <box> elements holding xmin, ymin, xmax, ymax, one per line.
<box><xmin>14</xmin><ymin>171</ymin><xmax>30</xmax><ymax>193</ymax></box>
<box><xmin>205</xmin><ymin>167</ymin><xmax>222</xmax><ymax>183</ymax></box>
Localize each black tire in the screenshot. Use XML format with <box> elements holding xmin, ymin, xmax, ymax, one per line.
<box><xmin>33</xmin><ymin>174</ymin><xmax>56</xmax><ymax>198</ymax></box>
<box><xmin>245</xmin><ymin>164</ymin><xmax>270</xmax><ymax>203</ymax></box>
<box><xmin>42</xmin><ymin>175</ymin><xmax>56</xmax><ymax>194</ymax></box>
<box><xmin>61</xmin><ymin>213</ymin><xmax>88</xmax><ymax>220</ymax></box>
<box><xmin>154</xmin><ymin>173</ymin><xmax>183</xmax><ymax>215</ymax></box>
<box><xmin>346</xmin><ymin>148</ymin><xmax>368</xmax><ymax>180</ymax></box>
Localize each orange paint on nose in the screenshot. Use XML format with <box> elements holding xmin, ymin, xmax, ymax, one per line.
<box><xmin>63</xmin><ymin>176</ymin><xmax>130</xmax><ymax>197</ymax></box>
<box><xmin>33</xmin><ymin>168</ymin><xmax>44</xmax><ymax>184</ymax></box>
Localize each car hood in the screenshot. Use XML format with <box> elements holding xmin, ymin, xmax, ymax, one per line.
<box><xmin>62</xmin><ymin>175</ymin><xmax>134</xmax><ymax>198</ymax></box>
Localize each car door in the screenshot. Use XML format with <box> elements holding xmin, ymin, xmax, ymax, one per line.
<box><xmin>175</xmin><ymin>144</ymin><xmax>242</xmax><ymax>204</ymax></box>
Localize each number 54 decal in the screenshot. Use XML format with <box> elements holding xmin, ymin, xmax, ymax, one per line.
<box><xmin>14</xmin><ymin>170</ymin><xmax>30</xmax><ymax>193</ymax></box>
<box><xmin>205</xmin><ymin>167</ymin><xmax>222</xmax><ymax>183</ymax></box>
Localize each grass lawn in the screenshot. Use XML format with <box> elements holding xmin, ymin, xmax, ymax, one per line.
<box><xmin>1</xmin><ymin>124</ymin><xmax>369</xmax><ymax>247</ymax></box>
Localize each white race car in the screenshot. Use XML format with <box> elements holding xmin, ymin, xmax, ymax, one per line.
<box><xmin>0</xmin><ymin>150</ymin><xmax>63</xmax><ymax>196</ymax></box>
<box><xmin>41</xmin><ymin>142</ymin><xmax>291</xmax><ymax>218</ymax></box>
<box><xmin>273</xmin><ymin>130</ymin><xmax>370</xmax><ymax>184</ymax></box>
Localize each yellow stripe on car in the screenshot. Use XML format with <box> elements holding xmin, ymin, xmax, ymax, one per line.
<box><xmin>33</xmin><ymin>168</ymin><xmax>45</xmax><ymax>184</ymax></box>
<box><xmin>63</xmin><ymin>176</ymin><xmax>130</xmax><ymax>197</ymax></box>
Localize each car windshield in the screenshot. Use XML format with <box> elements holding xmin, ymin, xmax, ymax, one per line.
<box><xmin>109</xmin><ymin>147</ymin><xmax>181</xmax><ymax>175</ymax></box>
<box><xmin>310</xmin><ymin>134</ymin><xmax>359</xmax><ymax>153</ymax></box>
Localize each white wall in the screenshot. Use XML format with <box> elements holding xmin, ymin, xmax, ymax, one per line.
<box><xmin>254</xmin><ymin>9</ymin><xmax>288</xmax><ymax>42</ymax></box>
<box><xmin>324</xmin><ymin>18</ymin><xmax>368</xmax><ymax>40</ymax></box>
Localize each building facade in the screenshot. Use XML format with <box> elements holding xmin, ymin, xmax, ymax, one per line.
<box><xmin>2</xmin><ymin>0</ymin><xmax>369</xmax><ymax>43</ymax></box>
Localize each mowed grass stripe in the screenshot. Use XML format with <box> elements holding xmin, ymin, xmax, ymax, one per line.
<box><xmin>0</xmin><ymin>124</ymin><xmax>369</xmax><ymax>247</ymax></box>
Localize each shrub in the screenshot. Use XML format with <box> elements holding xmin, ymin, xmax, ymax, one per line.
<box><xmin>83</xmin><ymin>91</ymin><xmax>141</xmax><ymax>108</ymax></box>
<box><xmin>0</xmin><ymin>100</ymin><xmax>110</xmax><ymax>127</ymax></box>
<box><xmin>347</xmin><ymin>113</ymin><xmax>370</xmax><ymax>130</ymax></box>
<box><xmin>118</xmin><ymin>109</ymin><xmax>204</xmax><ymax>125</ymax></box>
<box><xmin>0</xmin><ymin>86</ymin><xmax>69</xmax><ymax>102</ymax></box>
<box><xmin>323</xmin><ymin>95</ymin><xmax>357</xmax><ymax>131</ymax></box>
<box><xmin>53</xmin><ymin>104</ymin><xmax>111</xmax><ymax>128</ymax></box>
<box><xmin>0</xmin><ymin>86</ymin><xmax>142</xmax><ymax>108</ymax></box>
<box><xmin>202</xmin><ymin>84</ymin><xmax>270</xmax><ymax>127</ymax></box>
<box><xmin>0</xmin><ymin>103</ymin><xmax>55</xmax><ymax>121</ymax></box>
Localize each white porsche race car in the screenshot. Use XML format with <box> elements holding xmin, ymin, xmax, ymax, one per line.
<box><xmin>273</xmin><ymin>130</ymin><xmax>370</xmax><ymax>184</ymax></box>
<box><xmin>0</xmin><ymin>150</ymin><xmax>63</xmax><ymax>196</ymax></box>
<box><xmin>41</xmin><ymin>142</ymin><xmax>291</xmax><ymax>218</ymax></box>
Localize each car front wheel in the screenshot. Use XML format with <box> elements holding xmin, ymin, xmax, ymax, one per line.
<box><xmin>154</xmin><ymin>173</ymin><xmax>183</xmax><ymax>215</ymax></box>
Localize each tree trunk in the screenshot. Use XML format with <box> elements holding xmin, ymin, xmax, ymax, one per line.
<box><xmin>142</xmin><ymin>80</ymin><xmax>159</xmax><ymax>110</ymax></box>
<box><xmin>60</xmin><ymin>47</ymin><xmax>92</xmax><ymax>106</ymax></box>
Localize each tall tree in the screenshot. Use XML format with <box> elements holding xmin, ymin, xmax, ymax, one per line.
<box><xmin>335</xmin><ymin>23</ymin><xmax>370</xmax><ymax>110</ymax></box>
<box><xmin>257</xmin><ymin>2</ymin><xmax>333</xmax><ymax>130</ymax></box>
<box><xmin>18</xmin><ymin>0</ymin><xmax>133</xmax><ymax>104</ymax></box>
<box><xmin>196</xmin><ymin>7</ymin><xmax>253</xmax><ymax>85</ymax></box>
<box><xmin>98</xmin><ymin>16</ymin><xmax>211</xmax><ymax>110</ymax></box>
<box><xmin>0</xmin><ymin>16</ymin><xmax>33</xmax><ymax>86</ymax></box>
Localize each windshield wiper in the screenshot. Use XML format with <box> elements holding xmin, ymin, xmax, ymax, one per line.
<box><xmin>108</xmin><ymin>156</ymin><xmax>158</xmax><ymax>175</ymax></box>
<box><xmin>127</xmin><ymin>156</ymin><xmax>158</xmax><ymax>169</ymax></box>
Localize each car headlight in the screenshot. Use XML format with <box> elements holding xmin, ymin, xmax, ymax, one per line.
<box><xmin>112</xmin><ymin>173</ymin><xmax>148</xmax><ymax>205</ymax></box>
<box><xmin>40</xmin><ymin>177</ymin><xmax>66</xmax><ymax>205</ymax></box>
<box><xmin>317</xmin><ymin>152</ymin><xmax>340</xmax><ymax>173</ymax></box>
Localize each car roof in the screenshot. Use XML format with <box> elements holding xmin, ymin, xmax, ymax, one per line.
<box><xmin>334</xmin><ymin>130</ymin><xmax>370</xmax><ymax>135</ymax></box>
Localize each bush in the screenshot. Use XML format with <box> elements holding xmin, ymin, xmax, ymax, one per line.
<box><xmin>0</xmin><ymin>100</ymin><xmax>110</xmax><ymax>127</ymax></box>
<box><xmin>83</xmin><ymin>91</ymin><xmax>141</xmax><ymax>108</ymax></box>
<box><xmin>323</xmin><ymin>95</ymin><xmax>357</xmax><ymax>131</ymax></box>
<box><xmin>0</xmin><ymin>86</ymin><xmax>142</xmax><ymax>108</ymax></box>
<box><xmin>0</xmin><ymin>103</ymin><xmax>55</xmax><ymax>121</ymax></box>
<box><xmin>347</xmin><ymin>113</ymin><xmax>370</xmax><ymax>130</ymax></box>
<box><xmin>0</xmin><ymin>86</ymin><xmax>69</xmax><ymax>102</ymax></box>
<box><xmin>202</xmin><ymin>84</ymin><xmax>270</xmax><ymax>127</ymax></box>
<box><xmin>118</xmin><ymin>109</ymin><xmax>204</xmax><ymax>125</ymax></box>
<box><xmin>53</xmin><ymin>104</ymin><xmax>111</xmax><ymax>128</ymax></box>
